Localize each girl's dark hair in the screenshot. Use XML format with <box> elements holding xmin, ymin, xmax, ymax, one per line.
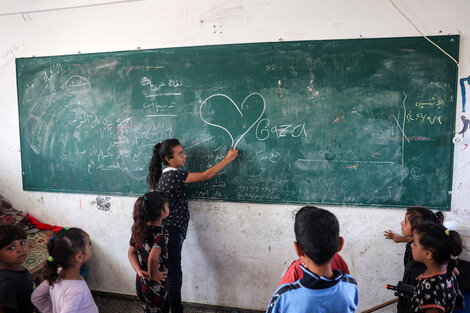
<box><xmin>45</xmin><ymin>227</ymin><xmax>87</xmax><ymax>285</ymax></box>
<box><xmin>406</xmin><ymin>206</ymin><xmax>444</xmax><ymax>228</ymax></box>
<box><xmin>0</xmin><ymin>224</ymin><xmax>27</xmax><ymax>249</ymax></box>
<box><xmin>413</xmin><ymin>223</ymin><xmax>463</xmax><ymax>278</ymax></box>
<box><xmin>147</xmin><ymin>138</ymin><xmax>181</xmax><ymax>190</ymax></box>
<box><xmin>131</xmin><ymin>191</ymin><xmax>167</xmax><ymax>244</ymax></box>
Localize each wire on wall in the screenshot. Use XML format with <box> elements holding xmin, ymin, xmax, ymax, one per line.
<box><xmin>388</xmin><ymin>0</ymin><xmax>460</xmax><ymax>72</ymax></box>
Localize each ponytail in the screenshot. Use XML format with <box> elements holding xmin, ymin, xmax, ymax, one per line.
<box><xmin>446</xmin><ymin>229</ymin><xmax>463</xmax><ymax>278</ymax></box>
<box><xmin>434</xmin><ymin>211</ymin><xmax>445</xmax><ymax>225</ymax></box>
<box><xmin>131</xmin><ymin>192</ymin><xmax>167</xmax><ymax>245</ymax></box>
<box><xmin>147</xmin><ymin>139</ymin><xmax>181</xmax><ymax>190</ymax></box>
<box><xmin>44</xmin><ymin>254</ymin><xmax>59</xmax><ymax>285</ymax></box>
<box><xmin>147</xmin><ymin>143</ymin><xmax>163</xmax><ymax>190</ymax></box>
<box><xmin>131</xmin><ymin>196</ymin><xmax>148</xmax><ymax>244</ymax></box>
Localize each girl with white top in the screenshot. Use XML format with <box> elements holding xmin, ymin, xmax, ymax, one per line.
<box><xmin>31</xmin><ymin>227</ymin><xmax>98</xmax><ymax>313</ymax></box>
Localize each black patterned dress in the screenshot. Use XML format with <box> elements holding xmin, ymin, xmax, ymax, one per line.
<box><xmin>130</xmin><ymin>226</ymin><xmax>169</xmax><ymax>313</ymax></box>
<box><xmin>409</xmin><ymin>272</ymin><xmax>459</xmax><ymax>313</ymax></box>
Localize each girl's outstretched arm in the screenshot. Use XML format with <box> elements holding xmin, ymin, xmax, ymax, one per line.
<box><xmin>185</xmin><ymin>148</ymin><xmax>238</xmax><ymax>183</ymax></box>
<box><xmin>148</xmin><ymin>247</ymin><xmax>167</xmax><ymax>284</ymax></box>
<box><xmin>384</xmin><ymin>230</ymin><xmax>412</xmax><ymax>243</ymax></box>
<box><xmin>128</xmin><ymin>246</ymin><xmax>150</xmax><ymax>279</ymax></box>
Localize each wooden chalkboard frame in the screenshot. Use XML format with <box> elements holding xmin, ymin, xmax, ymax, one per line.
<box><xmin>16</xmin><ymin>35</ymin><xmax>459</xmax><ymax>209</ymax></box>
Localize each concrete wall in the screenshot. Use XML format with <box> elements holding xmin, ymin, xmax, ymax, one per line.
<box><xmin>1</xmin><ymin>1</ymin><xmax>469</xmax><ymax>311</ymax></box>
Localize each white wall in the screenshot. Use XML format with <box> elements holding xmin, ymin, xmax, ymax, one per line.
<box><xmin>1</xmin><ymin>1</ymin><xmax>470</xmax><ymax>311</ymax></box>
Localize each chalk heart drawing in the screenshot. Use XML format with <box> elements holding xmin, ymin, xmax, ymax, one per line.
<box><xmin>200</xmin><ymin>93</ymin><xmax>266</xmax><ymax>148</ymax></box>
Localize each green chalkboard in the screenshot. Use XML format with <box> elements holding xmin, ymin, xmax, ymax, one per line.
<box><xmin>16</xmin><ymin>35</ymin><xmax>459</xmax><ymax>208</ymax></box>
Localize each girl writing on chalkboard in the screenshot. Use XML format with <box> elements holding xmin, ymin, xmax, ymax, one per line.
<box><xmin>128</xmin><ymin>191</ymin><xmax>169</xmax><ymax>313</ymax></box>
<box><xmin>147</xmin><ymin>138</ymin><xmax>238</xmax><ymax>313</ymax></box>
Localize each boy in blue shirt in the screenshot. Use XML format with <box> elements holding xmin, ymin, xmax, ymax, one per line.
<box><xmin>266</xmin><ymin>206</ymin><xmax>358</xmax><ymax>313</ymax></box>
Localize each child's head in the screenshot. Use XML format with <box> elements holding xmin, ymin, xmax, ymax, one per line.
<box><xmin>45</xmin><ymin>227</ymin><xmax>91</xmax><ymax>284</ymax></box>
<box><xmin>401</xmin><ymin>206</ymin><xmax>444</xmax><ymax>236</ymax></box>
<box><xmin>131</xmin><ymin>191</ymin><xmax>168</xmax><ymax>244</ymax></box>
<box><xmin>0</xmin><ymin>224</ymin><xmax>28</xmax><ymax>269</ymax></box>
<box><xmin>412</xmin><ymin>222</ymin><xmax>462</xmax><ymax>277</ymax></box>
<box><xmin>147</xmin><ymin>138</ymin><xmax>182</xmax><ymax>189</ymax></box>
<box><xmin>294</xmin><ymin>206</ymin><xmax>341</xmax><ymax>265</ymax></box>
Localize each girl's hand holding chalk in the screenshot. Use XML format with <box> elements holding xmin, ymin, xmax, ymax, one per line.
<box><xmin>224</xmin><ymin>148</ymin><xmax>239</xmax><ymax>162</ymax></box>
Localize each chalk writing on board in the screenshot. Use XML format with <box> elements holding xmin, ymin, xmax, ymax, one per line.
<box><xmin>141</xmin><ymin>77</ymin><xmax>183</xmax><ymax>97</ymax></box>
<box><xmin>415</xmin><ymin>97</ymin><xmax>444</xmax><ymax>108</ymax></box>
<box><xmin>406</xmin><ymin>112</ymin><xmax>443</xmax><ymax>125</ymax></box>
<box><xmin>255</xmin><ymin>118</ymin><xmax>307</xmax><ymax>141</ymax></box>
<box><xmin>200</xmin><ymin>93</ymin><xmax>266</xmax><ymax>148</ymax></box>
<box><xmin>64</xmin><ymin>75</ymin><xmax>90</xmax><ymax>93</ymax></box>
<box><xmin>15</xmin><ymin>35</ymin><xmax>458</xmax><ymax>208</ymax></box>
<box><xmin>392</xmin><ymin>115</ymin><xmax>410</xmax><ymax>143</ymax></box>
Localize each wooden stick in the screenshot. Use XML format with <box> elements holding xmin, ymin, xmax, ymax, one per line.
<box><xmin>361</xmin><ymin>298</ymin><xmax>399</xmax><ymax>313</ymax></box>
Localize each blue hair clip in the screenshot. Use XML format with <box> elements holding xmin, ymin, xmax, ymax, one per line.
<box><xmin>50</xmin><ymin>236</ymin><xmax>55</xmax><ymax>241</ymax></box>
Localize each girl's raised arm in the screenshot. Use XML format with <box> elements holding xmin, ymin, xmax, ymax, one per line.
<box><xmin>384</xmin><ymin>230</ymin><xmax>412</xmax><ymax>243</ymax></box>
<box><xmin>185</xmin><ymin>148</ymin><xmax>238</xmax><ymax>183</ymax></box>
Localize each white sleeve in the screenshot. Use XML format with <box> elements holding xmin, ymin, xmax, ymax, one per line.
<box><xmin>31</xmin><ymin>280</ymin><xmax>53</xmax><ymax>313</ymax></box>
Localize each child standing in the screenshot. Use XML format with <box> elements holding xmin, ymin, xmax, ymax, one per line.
<box><xmin>266</xmin><ymin>206</ymin><xmax>358</xmax><ymax>313</ymax></box>
<box><xmin>128</xmin><ymin>191</ymin><xmax>170</xmax><ymax>313</ymax></box>
<box><xmin>384</xmin><ymin>206</ymin><xmax>444</xmax><ymax>313</ymax></box>
<box><xmin>409</xmin><ymin>223</ymin><xmax>462</xmax><ymax>313</ymax></box>
<box><xmin>31</xmin><ymin>227</ymin><xmax>98</xmax><ymax>313</ymax></box>
<box><xmin>147</xmin><ymin>138</ymin><xmax>238</xmax><ymax>313</ymax></box>
<box><xmin>0</xmin><ymin>224</ymin><xmax>34</xmax><ymax>313</ymax></box>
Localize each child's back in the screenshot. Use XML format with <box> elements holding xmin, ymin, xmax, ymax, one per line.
<box><xmin>266</xmin><ymin>206</ymin><xmax>358</xmax><ymax>313</ymax></box>
<box><xmin>32</xmin><ymin>277</ymin><xmax>97</xmax><ymax>313</ymax></box>
<box><xmin>268</xmin><ymin>264</ymin><xmax>357</xmax><ymax>313</ymax></box>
